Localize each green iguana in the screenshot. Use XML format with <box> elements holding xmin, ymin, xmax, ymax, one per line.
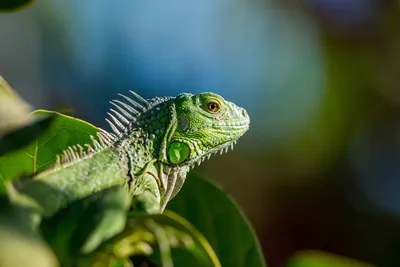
<box><xmin>13</xmin><ymin>91</ymin><xmax>250</xmax><ymax>217</ymax></box>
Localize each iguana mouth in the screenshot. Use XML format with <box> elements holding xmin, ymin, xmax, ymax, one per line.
<box><xmin>185</xmin><ymin>120</ymin><xmax>249</xmax><ymax>133</ymax></box>
<box><xmin>212</xmin><ymin>118</ymin><xmax>250</xmax><ymax>128</ymax></box>
<box><xmin>212</xmin><ymin>124</ymin><xmax>250</xmax><ymax>132</ymax></box>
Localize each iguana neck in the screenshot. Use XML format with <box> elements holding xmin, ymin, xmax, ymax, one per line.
<box><xmin>115</xmin><ymin>127</ymin><xmax>159</xmax><ymax>175</ymax></box>
<box><xmin>114</xmin><ymin>108</ymin><xmax>188</xmax><ymax>210</ymax></box>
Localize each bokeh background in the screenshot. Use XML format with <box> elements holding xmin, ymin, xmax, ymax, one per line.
<box><xmin>1</xmin><ymin>1</ymin><xmax>400</xmax><ymax>266</ymax></box>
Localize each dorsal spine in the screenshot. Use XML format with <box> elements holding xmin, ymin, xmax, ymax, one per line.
<box><xmin>56</xmin><ymin>91</ymin><xmax>173</xmax><ymax>167</ymax></box>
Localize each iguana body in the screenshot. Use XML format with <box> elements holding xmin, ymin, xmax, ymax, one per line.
<box><xmin>15</xmin><ymin>92</ymin><xmax>250</xmax><ymax>217</ymax></box>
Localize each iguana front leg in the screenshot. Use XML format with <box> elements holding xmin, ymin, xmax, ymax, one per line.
<box><xmin>129</xmin><ymin>160</ymin><xmax>162</xmax><ymax>214</ymax></box>
<box><xmin>131</xmin><ymin>190</ymin><xmax>160</xmax><ymax>214</ymax></box>
<box><xmin>130</xmin><ymin>162</ymin><xmax>183</xmax><ymax>214</ymax></box>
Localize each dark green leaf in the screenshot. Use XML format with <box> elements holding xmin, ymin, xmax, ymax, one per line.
<box><xmin>0</xmin><ymin>110</ymin><xmax>99</xmax><ymax>184</ymax></box>
<box><xmin>284</xmin><ymin>250</ymin><xmax>376</xmax><ymax>267</ymax></box>
<box><xmin>0</xmin><ymin>179</ymin><xmax>5</xmax><ymax>195</ymax></box>
<box><xmin>0</xmin><ymin>0</ymin><xmax>34</xmax><ymax>12</ymax></box>
<box><xmin>40</xmin><ymin>185</ymin><xmax>131</xmax><ymax>266</ymax></box>
<box><xmin>167</xmin><ymin>173</ymin><xmax>267</xmax><ymax>267</ymax></box>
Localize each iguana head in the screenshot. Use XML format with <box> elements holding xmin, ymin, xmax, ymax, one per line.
<box><xmin>165</xmin><ymin>92</ymin><xmax>250</xmax><ymax>167</ymax></box>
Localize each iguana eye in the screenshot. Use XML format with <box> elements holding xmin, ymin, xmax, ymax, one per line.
<box><xmin>207</xmin><ymin>101</ymin><xmax>220</xmax><ymax>113</ymax></box>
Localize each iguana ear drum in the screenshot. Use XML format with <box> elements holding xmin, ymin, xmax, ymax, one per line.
<box><xmin>168</xmin><ymin>142</ymin><xmax>190</xmax><ymax>164</ymax></box>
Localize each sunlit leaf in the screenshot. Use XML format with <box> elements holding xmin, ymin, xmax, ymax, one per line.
<box><xmin>0</xmin><ymin>110</ymin><xmax>100</xmax><ymax>184</ymax></box>
<box><xmin>167</xmin><ymin>173</ymin><xmax>267</xmax><ymax>267</ymax></box>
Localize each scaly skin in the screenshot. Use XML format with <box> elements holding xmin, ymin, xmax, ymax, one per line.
<box><xmin>15</xmin><ymin>92</ymin><xmax>250</xmax><ymax>217</ymax></box>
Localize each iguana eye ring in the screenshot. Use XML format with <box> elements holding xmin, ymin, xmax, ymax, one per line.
<box><xmin>207</xmin><ymin>101</ymin><xmax>220</xmax><ymax>113</ymax></box>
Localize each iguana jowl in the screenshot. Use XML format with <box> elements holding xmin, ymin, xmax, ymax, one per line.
<box><xmin>16</xmin><ymin>91</ymin><xmax>250</xmax><ymax>217</ymax></box>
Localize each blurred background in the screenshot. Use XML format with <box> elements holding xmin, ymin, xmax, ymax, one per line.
<box><xmin>1</xmin><ymin>0</ymin><xmax>400</xmax><ymax>266</ymax></box>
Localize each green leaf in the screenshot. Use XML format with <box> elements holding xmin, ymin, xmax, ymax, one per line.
<box><xmin>0</xmin><ymin>110</ymin><xmax>100</xmax><ymax>184</ymax></box>
<box><xmin>79</xmin><ymin>211</ymin><xmax>221</xmax><ymax>267</ymax></box>
<box><xmin>0</xmin><ymin>115</ymin><xmax>54</xmax><ymax>156</ymax></box>
<box><xmin>284</xmin><ymin>250</ymin><xmax>376</xmax><ymax>267</ymax></box>
<box><xmin>167</xmin><ymin>173</ymin><xmax>267</xmax><ymax>267</ymax></box>
<box><xmin>40</xmin><ymin>186</ymin><xmax>131</xmax><ymax>266</ymax></box>
<box><xmin>0</xmin><ymin>196</ymin><xmax>58</xmax><ymax>267</ymax></box>
<box><xmin>0</xmin><ymin>0</ymin><xmax>34</xmax><ymax>12</ymax></box>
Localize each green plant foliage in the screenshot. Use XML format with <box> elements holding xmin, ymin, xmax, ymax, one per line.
<box><xmin>0</xmin><ymin>197</ymin><xmax>58</xmax><ymax>267</ymax></box>
<box><xmin>78</xmin><ymin>211</ymin><xmax>221</xmax><ymax>267</ymax></box>
<box><xmin>284</xmin><ymin>250</ymin><xmax>376</xmax><ymax>267</ymax></box>
<box><xmin>167</xmin><ymin>174</ymin><xmax>267</xmax><ymax>267</ymax></box>
<box><xmin>0</xmin><ymin>115</ymin><xmax>54</xmax><ymax>156</ymax></box>
<box><xmin>0</xmin><ymin>115</ymin><xmax>54</xmax><ymax>195</ymax></box>
<box><xmin>0</xmin><ymin>0</ymin><xmax>34</xmax><ymax>12</ymax></box>
<box><xmin>0</xmin><ymin>110</ymin><xmax>99</xmax><ymax>184</ymax></box>
<box><xmin>40</xmin><ymin>186</ymin><xmax>131</xmax><ymax>266</ymax></box>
